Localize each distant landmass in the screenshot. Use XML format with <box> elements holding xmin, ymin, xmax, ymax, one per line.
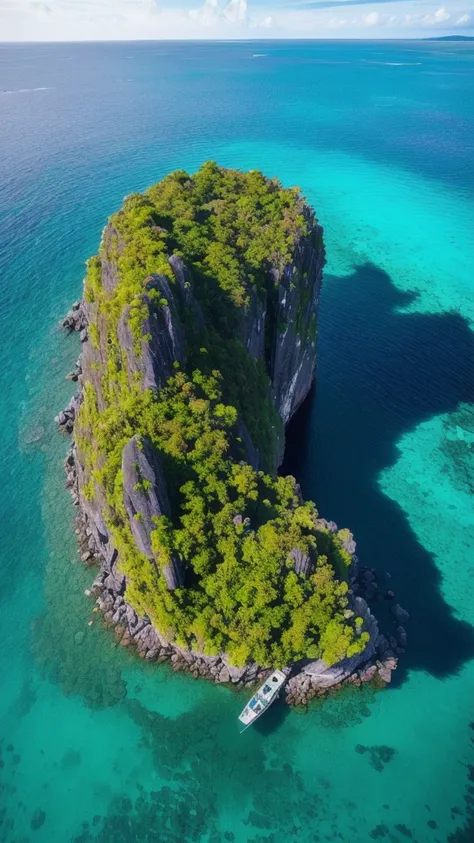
<box><xmin>424</xmin><ymin>35</ymin><xmax>474</xmax><ymax>41</ymax></box>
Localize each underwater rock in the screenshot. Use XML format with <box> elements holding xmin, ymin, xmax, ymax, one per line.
<box><xmin>391</xmin><ymin>603</ymin><xmax>410</xmax><ymax>624</ymax></box>
<box><xmin>24</xmin><ymin>425</ymin><xmax>45</xmax><ymax>444</ymax></box>
<box><xmin>395</xmin><ymin>823</ymin><xmax>413</xmax><ymax>838</ymax></box>
<box><xmin>30</xmin><ymin>808</ymin><xmax>46</xmax><ymax>830</ymax></box>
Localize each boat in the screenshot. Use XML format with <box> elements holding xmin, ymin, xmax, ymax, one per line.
<box><xmin>238</xmin><ymin>669</ymin><xmax>288</xmax><ymax>731</ymax></box>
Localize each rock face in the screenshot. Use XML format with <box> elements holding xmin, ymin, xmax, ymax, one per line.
<box><xmin>117</xmin><ymin>275</ymin><xmax>185</xmax><ymax>393</ymax></box>
<box><xmin>79</xmin><ymin>218</ymin><xmax>323</xmax><ymax>465</ymax></box>
<box><xmin>235</xmin><ymin>211</ymin><xmax>323</xmax><ymax>427</ymax></box>
<box><xmin>122</xmin><ymin>435</ymin><xmax>184</xmax><ymax>590</ymax></box>
<box><xmin>290</xmin><ymin>547</ymin><xmax>315</xmax><ymax>578</ymax></box>
<box><xmin>235</xmin><ymin>214</ymin><xmax>324</xmax><ymax>464</ymax></box>
<box><xmin>268</xmin><ymin>234</ymin><xmax>323</xmax><ymax>425</ymax></box>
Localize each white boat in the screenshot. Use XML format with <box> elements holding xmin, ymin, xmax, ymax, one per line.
<box><xmin>238</xmin><ymin>669</ymin><xmax>288</xmax><ymax>731</ymax></box>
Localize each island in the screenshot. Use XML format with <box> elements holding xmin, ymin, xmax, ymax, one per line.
<box><xmin>423</xmin><ymin>35</ymin><xmax>474</xmax><ymax>41</ymax></box>
<box><xmin>58</xmin><ymin>162</ymin><xmax>400</xmax><ymax>705</ymax></box>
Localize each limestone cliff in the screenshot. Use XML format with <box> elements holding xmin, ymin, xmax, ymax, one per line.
<box><xmin>57</xmin><ymin>164</ymin><xmax>399</xmax><ymax>701</ymax></box>
<box><xmin>74</xmin><ymin>208</ymin><xmax>324</xmax><ymax>595</ymax></box>
<box><xmin>80</xmin><ymin>213</ymin><xmax>323</xmax><ymax>472</ymax></box>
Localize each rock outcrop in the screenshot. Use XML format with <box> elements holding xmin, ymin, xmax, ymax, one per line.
<box><xmin>56</xmin><ymin>166</ymin><xmax>400</xmax><ymax>703</ymax></box>
<box><xmin>78</xmin><ymin>216</ymin><xmax>323</xmax><ymax>469</ymax></box>
<box><xmin>117</xmin><ymin>275</ymin><xmax>185</xmax><ymax>393</ymax></box>
<box><xmin>63</xmin><ymin>440</ymin><xmax>399</xmax><ymax>703</ymax></box>
<box><xmin>122</xmin><ymin>435</ymin><xmax>184</xmax><ymax>590</ymax></box>
<box><xmin>268</xmin><ymin>229</ymin><xmax>323</xmax><ymax>425</ymax></box>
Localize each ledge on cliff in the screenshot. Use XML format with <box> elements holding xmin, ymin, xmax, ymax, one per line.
<box><xmin>62</xmin><ymin>162</ymin><xmax>386</xmax><ymax>680</ymax></box>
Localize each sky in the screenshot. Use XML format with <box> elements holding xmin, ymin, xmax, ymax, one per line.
<box><xmin>0</xmin><ymin>0</ymin><xmax>472</xmax><ymax>43</ymax></box>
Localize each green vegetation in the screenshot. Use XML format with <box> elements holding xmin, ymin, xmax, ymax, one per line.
<box><xmin>77</xmin><ymin>163</ymin><xmax>369</xmax><ymax>668</ymax></box>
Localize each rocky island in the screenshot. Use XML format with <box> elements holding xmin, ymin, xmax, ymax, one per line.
<box><xmin>58</xmin><ymin>162</ymin><xmax>399</xmax><ymax>705</ymax></box>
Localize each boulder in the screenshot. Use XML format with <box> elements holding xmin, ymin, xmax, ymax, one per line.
<box><xmin>390</xmin><ymin>603</ymin><xmax>409</xmax><ymax>624</ymax></box>
<box><xmin>221</xmin><ymin>659</ymin><xmax>248</xmax><ymax>684</ymax></box>
<box><xmin>377</xmin><ymin>655</ymin><xmax>397</xmax><ymax>684</ymax></box>
<box><xmin>103</xmin><ymin>569</ymin><xmax>126</xmax><ymax>597</ymax></box>
<box><xmin>396</xmin><ymin>626</ymin><xmax>408</xmax><ymax>648</ymax></box>
<box><xmin>364</xmin><ymin>583</ymin><xmax>378</xmax><ymax>601</ymax></box>
<box><xmin>134</xmin><ymin>624</ymin><xmax>161</xmax><ymax>655</ymax></box>
<box><xmin>300</xmin><ymin>653</ymin><xmax>364</xmax><ymax>691</ymax></box>
<box><xmin>112</xmin><ymin>605</ymin><xmax>126</xmax><ymax>625</ymax></box>
<box><xmin>359</xmin><ymin>664</ymin><xmax>377</xmax><ymax>683</ymax></box>
<box><xmin>339</xmin><ymin>530</ymin><xmax>356</xmax><ymax>556</ymax></box>
<box><xmin>217</xmin><ymin>665</ymin><xmax>230</xmax><ymax>684</ymax></box>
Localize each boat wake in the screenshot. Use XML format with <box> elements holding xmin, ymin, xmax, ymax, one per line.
<box><xmin>0</xmin><ymin>87</ymin><xmax>54</xmax><ymax>96</ymax></box>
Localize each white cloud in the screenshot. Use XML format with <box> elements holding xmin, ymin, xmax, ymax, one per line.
<box><xmin>250</xmin><ymin>12</ymin><xmax>273</xmax><ymax>28</ymax></box>
<box><xmin>434</xmin><ymin>6</ymin><xmax>450</xmax><ymax>22</ymax></box>
<box><xmin>423</xmin><ymin>6</ymin><xmax>451</xmax><ymax>24</ymax></box>
<box><xmin>189</xmin><ymin>0</ymin><xmax>247</xmax><ymax>27</ymax></box>
<box><xmin>364</xmin><ymin>11</ymin><xmax>380</xmax><ymax>26</ymax></box>
<box><xmin>0</xmin><ymin>0</ymin><xmax>473</xmax><ymax>41</ymax></box>
<box><xmin>328</xmin><ymin>15</ymin><xmax>347</xmax><ymax>28</ymax></box>
<box><xmin>223</xmin><ymin>0</ymin><xmax>247</xmax><ymax>24</ymax></box>
<box><xmin>189</xmin><ymin>0</ymin><xmax>220</xmax><ymax>25</ymax></box>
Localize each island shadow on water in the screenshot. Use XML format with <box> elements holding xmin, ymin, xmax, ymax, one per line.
<box><xmin>283</xmin><ymin>262</ymin><xmax>474</xmax><ymax>686</ymax></box>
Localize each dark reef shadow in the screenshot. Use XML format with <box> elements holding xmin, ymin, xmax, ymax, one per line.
<box><xmin>283</xmin><ymin>263</ymin><xmax>474</xmax><ymax>684</ymax></box>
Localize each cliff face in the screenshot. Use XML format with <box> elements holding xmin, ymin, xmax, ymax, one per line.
<box><xmin>241</xmin><ymin>225</ymin><xmax>324</xmax><ymax>427</ymax></box>
<box><xmin>76</xmin><ymin>216</ymin><xmax>323</xmax><ymax>569</ymax></box>
<box><xmin>80</xmin><ymin>216</ymin><xmax>323</xmax><ymax>473</ymax></box>
<box><xmin>58</xmin><ymin>164</ymin><xmax>399</xmax><ymax>699</ymax></box>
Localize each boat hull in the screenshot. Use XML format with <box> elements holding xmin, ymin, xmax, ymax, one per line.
<box><xmin>238</xmin><ymin>669</ymin><xmax>287</xmax><ymax>729</ymax></box>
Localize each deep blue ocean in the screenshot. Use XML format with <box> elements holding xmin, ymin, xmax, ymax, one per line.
<box><xmin>0</xmin><ymin>40</ymin><xmax>473</xmax><ymax>843</ymax></box>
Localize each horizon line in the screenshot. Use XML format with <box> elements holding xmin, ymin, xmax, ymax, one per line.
<box><xmin>1</xmin><ymin>35</ymin><xmax>473</xmax><ymax>44</ymax></box>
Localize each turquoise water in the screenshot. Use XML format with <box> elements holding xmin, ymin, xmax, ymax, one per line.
<box><xmin>1</xmin><ymin>40</ymin><xmax>473</xmax><ymax>843</ymax></box>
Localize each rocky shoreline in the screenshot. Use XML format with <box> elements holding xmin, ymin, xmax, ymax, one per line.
<box><xmin>57</xmin><ymin>299</ymin><xmax>405</xmax><ymax>706</ymax></box>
